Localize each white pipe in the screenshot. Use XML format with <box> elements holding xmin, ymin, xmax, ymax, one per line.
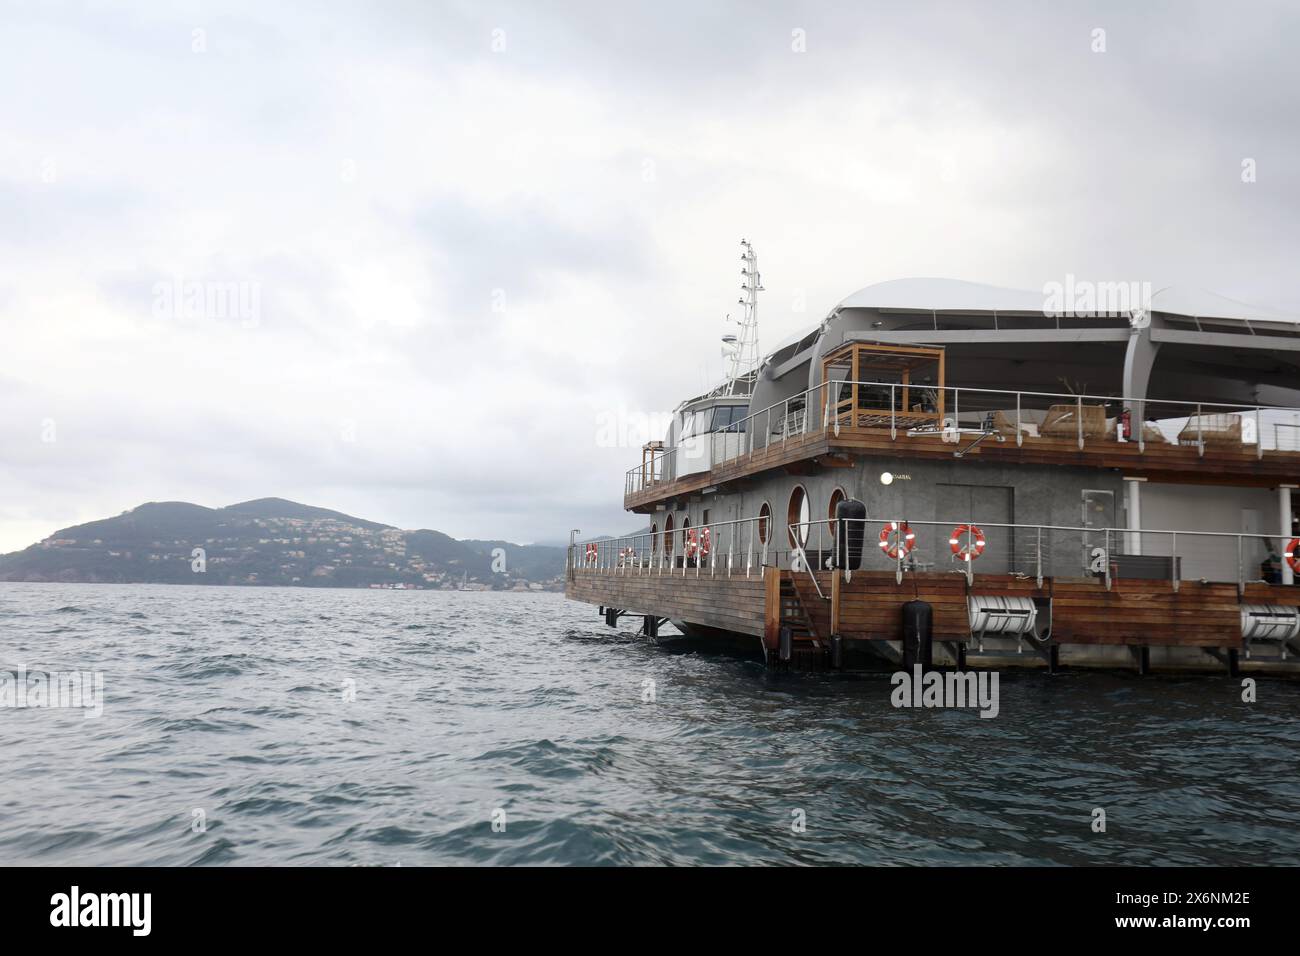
<box><xmin>1124</xmin><ymin>477</ymin><xmax>1143</xmax><ymax>556</ymax></box>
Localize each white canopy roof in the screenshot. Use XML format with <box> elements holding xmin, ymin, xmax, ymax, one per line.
<box><xmin>833</xmin><ymin>277</ymin><xmax>1300</xmax><ymax>324</ymax></box>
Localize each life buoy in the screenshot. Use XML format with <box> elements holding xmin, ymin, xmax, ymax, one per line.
<box><xmin>949</xmin><ymin>524</ymin><xmax>986</xmax><ymax>562</ymax></box>
<box><xmin>684</xmin><ymin>528</ymin><xmax>710</xmax><ymax>559</ymax></box>
<box><xmin>585</xmin><ymin>543</ymin><xmax>598</xmax><ymax>565</ymax></box>
<box><xmin>1285</xmin><ymin>537</ymin><xmax>1300</xmax><ymax>574</ymax></box>
<box><xmin>878</xmin><ymin>521</ymin><xmax>915</xmax><ymax>559</ymax></box>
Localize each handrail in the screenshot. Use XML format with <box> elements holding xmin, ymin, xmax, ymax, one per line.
<box><xmin>626</xmin><ymin>378</ymin><xmax>1300</xmax><ymax>497</ymax></box>
<box><xmin>625</xmin><ymin>380</ymin><xmax>833</xmax><ymax>493</ymax></box>
<box><xmin>568</xmin><ymin>513</ymin><xmax>786</xmax><ymax>579</ymax></box>
<box><xmin>569</xmin><ymin>508</ymin><xmax>1292</xmax><ymax>606</ymax></box>
<box><xmin>790</xmin><ymin>516</ymin><xmax>1289</xmax><ymax>595</ymax></box>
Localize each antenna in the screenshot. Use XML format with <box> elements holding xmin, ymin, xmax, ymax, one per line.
<box><xmin>721</xmin><ymin>239</ymin><xmax>762</xmax><ymax>394</ymax></box>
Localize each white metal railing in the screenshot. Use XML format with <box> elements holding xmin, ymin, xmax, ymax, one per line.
<box><xmin>787</xmin><ymin>516</ymin><xmax>1294</xmax><ymax>596</ymax></box>
<box><xmin>573</xmin><ymin>511</ymin><xmax>1298</xmax><ymax>595</ymax></box>
<box><xmin>624</xmin><ymin>380</ymin><xmax>1300</xmax><ymax>498</ymax></box>
<box><xmin>625</xmin><ymin>381</ymin><xmax>834</xmax><ymax>496</ymax></box>
<box><xmin>568</xmin><ymin>514</ymin><xmax>811</xmax><ymax>580</ymax></box>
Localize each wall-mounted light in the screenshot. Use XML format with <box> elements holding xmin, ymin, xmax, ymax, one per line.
<box><xmin>880</xmin><ymin>471</ymin><xmax>894</xmax><ymax>485</ymax></box>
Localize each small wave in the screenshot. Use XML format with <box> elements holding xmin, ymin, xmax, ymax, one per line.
<box><xmin>189</xmin><ymin>837</ymin><xmax>239</xmax><ymax>865</ymax></box>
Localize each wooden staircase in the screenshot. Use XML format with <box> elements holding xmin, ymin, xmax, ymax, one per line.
<box><xmin>778</xmin><ymin>572</ymin><xmax>831</xmax><ymax>670</ymax></box>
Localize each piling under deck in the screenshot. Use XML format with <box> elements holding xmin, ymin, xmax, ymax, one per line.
<box><xmin>567</xmin><ymin>566</ymin><xmax>1300</xmax><ymax>675</ymax></box>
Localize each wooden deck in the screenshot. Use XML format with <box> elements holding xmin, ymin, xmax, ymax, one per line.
<box><xmin>568</xmin><ymin>566</ymin><xmax>1300</xmax><ymax>664</ymax></box>
<box><xmin>567</xmin><ymin>566</ymin><xmax>767</xmax><ymax>637</ymax></box>
<box><xmin>625</xmin><ymin>424</ymin><xmax>1300</xmax><ymax>511</ymax></box>
<box><xmin>806</xmin><ymin>569</ymin><xmax>1247</xmax><ymax>648</ymax></box>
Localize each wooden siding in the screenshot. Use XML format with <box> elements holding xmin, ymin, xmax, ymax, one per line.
<box><xmin>569</xmin><ymin>566</ymin><xmax>1300</xmax><ymax>649</ymax></box>
<box><xmin>567</xmin><ymin>567</ymin><xmax>767</xmax><ymax>637</ymax></box>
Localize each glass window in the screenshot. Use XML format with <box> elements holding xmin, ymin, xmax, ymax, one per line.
<box><xmin>828</xmin><ymin>488</ymin><xmax>846</xmax><ymax>538</ymax></box>
<box><xmin>788</xmin><ymin>486</ymin><xmax>810</xmax><ymax>548</ymax></box>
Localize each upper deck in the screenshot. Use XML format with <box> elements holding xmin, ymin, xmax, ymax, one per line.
<box><xmin>625</xmin><ymin>377</ymin><xmax>1300</xmax><ymax>512</ymax></box>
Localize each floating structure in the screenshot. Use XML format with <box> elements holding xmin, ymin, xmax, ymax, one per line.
<box><xmin>568</xmin><ymin>245</ymin><xmax>1300</xmax><ymax>674</ymax></box>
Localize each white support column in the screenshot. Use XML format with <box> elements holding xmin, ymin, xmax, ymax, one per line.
<box><xmin>1124</xmin><ymin>477</ymin><xmax>1145</xmax><ymax>556</ymax></box>
<box><xmin>1281</xmin><ymin>485</ymin><xmax>1295</xmax><ymax>586</ymax></box>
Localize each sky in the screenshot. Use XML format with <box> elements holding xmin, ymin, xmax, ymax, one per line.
<box><xmin>2</xmin><ymin>0</ymin><xmax>1299</xmax><ymax>552</ymax></box>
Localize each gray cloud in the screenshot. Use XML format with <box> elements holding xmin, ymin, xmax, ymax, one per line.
<box><xmin>2</xmin><ymin>0</ymin><xmax>1299</xmax><ymax>551</ymax></box>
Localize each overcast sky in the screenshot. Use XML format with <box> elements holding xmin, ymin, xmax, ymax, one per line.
<box><xmin>2</xmin><ymin>0</ymin><xmax>1298</xmax><ymax>552</ymax></box>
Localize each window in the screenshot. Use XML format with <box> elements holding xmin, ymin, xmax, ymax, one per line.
<box><xmin>726</xmin><ymin>405</ymin><xmax>748</xmax><ymax>433</ymax></box>
<box><xmin>828</xmin><ymin>488</ymin><xmax>846</xmax><ymax>538</ymax></box>
<box><xmin>680</xmin><ymin>408</ymin><xmax>711</xmax><ymax>439</ymax></box>
<box><xmin>714</xmin><ymin>406</ymin><xmax>745</xmax><ymax>431</ymax></box>
<box><xmin>758</xmin><ymin>502</ymin><xmax>771</xmax><ymax>544</ymax></box>
<box><xmin>650</xmin><ymin>522</ymin><xmax>658</xmax><ymax>552</ymax></box>
<box><xmin>664</xmin><ymin>514</ymin><xmax>674</xmax><ymax>553</ymax></box>
<box><xmin>788</xmin><ymin>486</ymin><xmax>810</xmax><ymax>548</ymax></box>
<box><xmin>702</xmin><ymin>509</ymin><xmax>710</xmax><ymax>526</ymax></box>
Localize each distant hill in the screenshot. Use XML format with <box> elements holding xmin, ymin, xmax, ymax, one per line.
<box><xmin>0</xmin><ymin>499</ymin><xmax>566</xmax><ymax>590</ymax></box>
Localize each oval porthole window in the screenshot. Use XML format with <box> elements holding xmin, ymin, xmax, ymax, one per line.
<box><xmin>828</xmin><ymin>487</ymin><xmax>846</xmax><ymax>538</ymax></box>
<box><xmin>788</xmin><ymin>486</ymin><xmax>810</xmax><ymax>548</ymax></box>
<box><xmin>664</xmin><ymin>514</ymin><xmax>674</xmax><ymax>553</ymax></box>
<box><xmin>758</xmin><ymin>502</ymin><xmax>771</xmax><ymax>545</ymax></box>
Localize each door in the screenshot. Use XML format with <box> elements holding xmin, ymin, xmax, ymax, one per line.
<box><xmin>1082</xmin><ymin>489</ymin><xmax>1115</xmax><ymax>575</ymax></box>
<box><xmin>935</xmin><ymin>483</ymin><xmax>1014</xmax><ymax>574</ymax></box>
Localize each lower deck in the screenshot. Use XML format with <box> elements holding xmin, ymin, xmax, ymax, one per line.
<box><xmin>566</xmin><ymin>565</ymin><xmax>1300</xmax><ymax>675</ymax></box>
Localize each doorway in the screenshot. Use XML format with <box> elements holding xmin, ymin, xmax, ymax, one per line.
<box><xmin>935</xmin><ymin>483</ymin><xmax>1014</xmax><ymax>573</ymax></box>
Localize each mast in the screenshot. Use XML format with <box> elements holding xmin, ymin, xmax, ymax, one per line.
<box><xmin>722</xmin><ymin>239</ymin><xmax>763</xmax><ymax>394</ymax></box>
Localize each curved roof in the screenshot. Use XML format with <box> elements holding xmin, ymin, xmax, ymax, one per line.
<box><xmin>835</xmin><ymin>277</ymin><xmax>1046</xmax><ymax>314</ymax></box>
<box><xmin>833</xmin><ymin>277</ymin><xmax>1300</xmax><ymax>324</ymax></box>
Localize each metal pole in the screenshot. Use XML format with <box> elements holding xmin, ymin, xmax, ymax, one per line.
<box><xmin>1104</xmin><ymin>528</ymin><xmax>1111</xmax><ymax>590</ymax></box>
<box><xmin>747</xmin><ymin>516</ymin><xmax>754</xmax><ymax>577</ymax></box>
<box><xmin>890</xmin><ymin>383</ymin><xmax>896</xmax><ymax>440</ymax></box>
<box><xmin>1281</xmin><ymin>485</ymin><xmax>1295</xmax><ymax>586</ymax></box>
<box><xmin>1171</xmin><ymin>531</ymin><xmax>1179</xmax><ymax>593</ymax></box>
<box><xmin>1015</xmin><ymin>391</ymin><xmax>1022</xmax><ymax>447</ymax></box>
<box><xmin>1237</xmin><ymin>534</ymin><xmax>1244</xmax><ymax>596</ymax></box>
<box><xmin>1076</xmin><ymin>395</ymin><xmax>1084</xmax><ymax>450</ymax></box>
<box><xmin>833</xmin><ymin>380</ymin><xmax>841</xmax><ymax>438</ymax></box>
<box><xmin>1036</xmin><ymin>526</ymin><xmax>1043</xmax><ymax>588</ymax></box>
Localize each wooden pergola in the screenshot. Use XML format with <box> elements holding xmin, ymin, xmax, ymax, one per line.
<box><xmin>820</xmin><ymin>341</ymin><xmax>946</xmax><ymax>429</ymax></box>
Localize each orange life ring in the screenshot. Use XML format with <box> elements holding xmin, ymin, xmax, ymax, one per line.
<box><xmin>949</xmin><ymin>524</ymin><xmax>986</xmax><ymax>562</ymax></box>
<box><xmin>585</xmin><ymin>543</ymin><xmax>598</xmax><ymax>565</ymax></box>
<box><xmin>1285</xmin><ymin>537</ymin><xmax>1300</xmax><ymax>574</ymax></box>
<box><xmin>685</xmin><ymin>528</ymin><xmax>711</xmax><ymax>558</ymax></box>
<box><xmin>878</xmin><ymin>521</ymin><xmax>915</xmax><ymax>559</ymax></box>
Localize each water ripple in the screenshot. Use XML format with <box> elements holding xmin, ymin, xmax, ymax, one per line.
<box><xmin>1</xmin><ymin>582</ymin><xmax>1298</xmax><ymax>865</ymax></box>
